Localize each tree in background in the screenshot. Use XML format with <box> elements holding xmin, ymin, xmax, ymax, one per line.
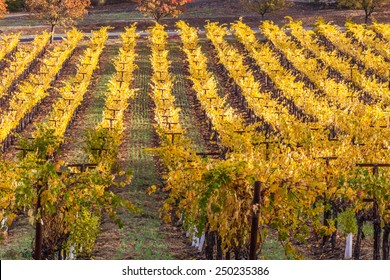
<box><xmin>0</xmin><ymin>0</ymin><xmax>8</xmax><ymax>18</ymax></box>
<box><xmin>240</xmin><ymin>0</ymin><xmax>292</xmax><ymax>20</ymax></box>
<box><xmin>25</xmin><ymin>0</ymin><xmax>91</xmax><ymax>43</ymax></box>
<box><xmin>239</xmin><ymin>0</ymin><xmax>292</xmax><ymax>20</ymax></box>
<box><xmin>5</xmin><ymin>0</ymin><xmax>25</xmax><ymax>12</ymax></box>
<box><xmin>136</xmin><ymin>0</ymin><xmax>193</xmax><ymax>22</ymax></box>
<box><xmin>337</xmin><ymin>0</ymin><xmax>390</xmax><ymax>24</ymax></box>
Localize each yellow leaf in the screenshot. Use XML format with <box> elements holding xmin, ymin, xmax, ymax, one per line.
<box><xmin>146</xmin><ymin>185</ymin><xmax>157</xmax><ymax>195</ymax></box>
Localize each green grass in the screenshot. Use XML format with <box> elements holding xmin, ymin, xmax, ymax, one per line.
<box><xmin>127</xmin><ymin>43</ymin><xmax>157</xmax><ymax>190</ymax></box>
<box><xmin>0</xmin><ymin>230</ymin><xmax>34</xmax><ymax>260</ymax></box>
<box><xmin>81</xmin><ymin>12</ymin><xmax>144</xmax><ymax>24</ymax></box>
<box><xmin>115</xmin><ymin>210</ymin><xmax>172</xmax><ymax>260</ymax></box>
<box><xmin>362</xmin><ymin>222</ymin><xmax>374</xmax><ymax>239</ymax></box>
<box><xmin>114</xmin><ymin>190</ymin><xmax>172</xmax><ymax>260</ymax></box>
<box><xmin>112</xmin><ymin>42</ymin><xmax>173</xmax><ymax>260</ymax></box>
<box><xmin>0</xmin><ymin>18</ymin><xmax>40</xmax><ymax>27</ymax></box>
<box><xmin>260</xmin><ymin>238</ymin><xmax>288</xmax><ymax>260</ymax></box>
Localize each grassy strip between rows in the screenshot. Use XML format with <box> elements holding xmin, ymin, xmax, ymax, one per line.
<box><xmin>113</xmin><ymin>42</ymin><xmax>172</xmax><ymax>260</ymax></box>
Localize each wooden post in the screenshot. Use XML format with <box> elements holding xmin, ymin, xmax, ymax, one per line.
<box><xmin>250</xmin><ymin>181</ymin><xmax>261</xmax><ymax>260</ymax></box>
<box><xmin>355</xmin><ymin>163</ymin><xmax>390</xmax><ymax>259</ymax></box>
<box><xmin>205</xmin><ymin>230</ymin><xmax>215</xmax><ymax>260</ymax></box>
<box><xmin>331</xmin><ymin>202</ymin><xmax>338</xmax><ymax>251</ymax></box>
<box><xmin>216</xmin><ymin>235</ymin><xmax>223</xmax><ymax>260</ymax></box>
<box><xmin>320</xmin><ymin>156</ymin><xmax>338</xmax><ymax>246</ymax></box>
<box><xmin>372</xmin><ymin>165</ymin><xmax>381</xmax><ymax>260</ymax></box>
<box><xmin>386</xmin><ymin>69</ymin><xmax>390</xmax><ymax>89</ymax></box>
<box><xmin>34</xmin><ymin>184</ymin><xmax>43</xmax><ymax>260</ymax></box>
<box><xmin>350</xmin><ymin>64</ymin><xmax>353</xmax><ymax>81</ymax></box>
<box><xmin>373</xmin><ymin>200</ymin><xmax>381</xmax><ymax>260</ymax></box>
<box><xmin>383</xmin><ymin>225</ymin><xmax>390</xmax><ymax>260</ymax></box>
<box><xmin>354</xmin><ymin>213</ymin><xmax>364</xmax><ymax>260</ymax></box>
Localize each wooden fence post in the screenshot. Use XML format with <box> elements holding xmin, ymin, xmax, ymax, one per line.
<box><xmin>250</xmin><ymin>181</ymin><xmax>261</xmax><ymax>260</ymax></box>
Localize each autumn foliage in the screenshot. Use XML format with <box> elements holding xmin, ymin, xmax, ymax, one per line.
<box><xmin>26</xmin><ymin>0</ymin><xmax>91</xmax><ymax>42</ymax></box>
<box><xmin>136</xmin><ymin>0</ymin><xmax>192</xmax><ymax>22</ymax></box>
<box><xmin>0</xmin><ymin>0</ymin><xmax>8</xmax><ymax>18</ymax></box>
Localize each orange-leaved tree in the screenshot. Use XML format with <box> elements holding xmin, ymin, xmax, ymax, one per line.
<box><xmin>25</xmin><ymin>0</ymin><xmax>91</xmax><ymax>43</ymax></box>
<box><xmin>0</xmin><ymin>0</ymin><xmax>8</xmax><ymax>18</ymax></box>
<box><xmin>136</xmin><ymin>0</ymin><xmax>192</xmax><ymax>22</ymax></box>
